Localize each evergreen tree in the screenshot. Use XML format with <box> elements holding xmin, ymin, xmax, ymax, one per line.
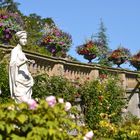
<box><xmin>96</xmin><ymin>19</ymin><xmax>111</xmax><ymax>66</ymax></box>
<box><xmin>0</xmin><ymin>0</ymin><xmax>20</xmax><ymax>13</ymax></box>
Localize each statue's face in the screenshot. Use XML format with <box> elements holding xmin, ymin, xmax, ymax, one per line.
<box><xmin>19</xmin><ymin>35</ymin><xmax>27</xmax><ymax>46</ymax></box>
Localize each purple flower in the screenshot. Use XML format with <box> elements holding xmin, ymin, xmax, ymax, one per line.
<box><xmin>51</xmin><ymin>48</ymin><xmax>56</xmax><ymax>53</ymax></box>
<box><xmin>5</xmin><ymin>34</ymin><xmax>10</xmax><ymax>39</ymax></box>
<box><xmin>46</xmin><ymin>96</ymin><xmax>56</xmax><ymax>107</ymax></box>
<box><xmin>5</xmin><ymin>28</ymin><xmax>10</xmax><ymax>33</ymax></box>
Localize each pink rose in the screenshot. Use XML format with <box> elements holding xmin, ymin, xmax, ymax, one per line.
<box><xmin>84</xmin><ymin>131</ymin><xmax>94</xmax><ymax>140</ymax></box>
<box><xmin>65</xmin><ymin>102</ymin><xmax>71</xmax><ymax>111</ymax></box>
<box><xmin>27</xmin><ymin>99</ymin><xmax>38</xmax><ymax>110</ymax></box>
<box><xmin>46</xmin><ymin>96</ymin><xmax>56</xmax><ymax>107</ymax></box>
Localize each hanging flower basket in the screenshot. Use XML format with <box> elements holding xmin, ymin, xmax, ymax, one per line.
<box><xmin>40</xmin><ymin>25</ymin><xmax>72</xmax><ymax>57</ymax></box>
<box><xmin>76</xmin><ymin>40</ymin><xmax>99</xmax><ymax>63</ymax></box>
<box><xmin>84</xmin><ymin>54</ymin><xmax>96</xmax><ymax>63</ymax></box>
<box><xmin>0</xmin><ymin>9</ymin><xmax>23</xmax><ymax>44</ymax></box>
<box><xmin>111</xmin><ymin>57</ymin><xmax>127</xmax><ymax>68</ymax></box>
<box><xmin>108</xmin><ymin>46</ymin><xmax>131</xmax><ymax>68</ymax></box>
<box><xmin>130</xmin><ymin>51</ymin><xmax>140</xmax><ymax>71</ymax></box>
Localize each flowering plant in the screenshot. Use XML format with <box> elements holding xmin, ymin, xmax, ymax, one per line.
<box><xmin>108</xmin><ymin>47</ymin><xmax>130</xmax><ymax>60</ymax></box>
<box><xmin>108</xmin><ymin>46</ymin><xmax>131</xmax><ymax>67</ymax></box>
<box><xmin>41</xmin><ymin>24</ymin><xmax>72</xmax><ymax>56</ymax></box>
<box><xmin>130</xmin><ymin>51</ymin><xmax>140</xmax><ymax>70</ymax></box>
<box><xmin>0</xmin><ymin>96</ymin><xmax>92</xmax><ymax>139</ymax></box>
<box><xmin>76</xmin><ymin>40</ymin><xmax>99</xmax><ymax>63</ymax></box>
<box><xmin>77</xmin><ymin>40</ymin><xmax>99</xmax><ymax>55</ymax></box>
<box><xmin>0</xmin><ymin>9</ymin><xmax>23</xmax><ymax>43</ymax></box>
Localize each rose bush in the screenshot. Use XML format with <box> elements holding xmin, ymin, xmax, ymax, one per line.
<box><xmin>0</xmin><ymin>96</ymin><xmax>92</xmax><ymax>139</ymax></box>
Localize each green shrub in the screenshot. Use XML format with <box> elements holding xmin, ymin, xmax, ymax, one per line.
<box><xmin>93</xmin><ymin>114</ymin><xmax>140</xmax><ymax>139</ymax></box>
<box><xmin>0</xmin><ymin>98</ymin><xmax>89</xmax><ymax>139</ymax></box>
<box><xmin>80</xmin><ymin>76</ymin><xmax>125</xmax><ymax>130</ymax></box>
<box><xmin>0</xmin><ymin>50</ymin><xmax>10</xmax><ymax>103</ymax></box>
<box><xmin>114</xmin><ymin>114</ymin><xmax>140</xmax><ymax>139</ymax></box>
<box><xmin>33</xmin><ymin>75</ymin><xmax>77</xmax><ymax>102</ymax></box>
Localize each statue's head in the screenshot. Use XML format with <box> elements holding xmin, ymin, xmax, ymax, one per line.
<box><xmin>15</xmin><ymin>31</ymin><xmax>27</xmax><ymax>46</ymax></box>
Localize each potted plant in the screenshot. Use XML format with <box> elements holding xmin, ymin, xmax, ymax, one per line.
<box><xmin>108</xmin><ymin>46</ymin><xmax>131</xmax><ymax>67</ymax></box>
<box><xmin>130</xmin><ymin>51</ymin><xmax>140</xmax><ymax>71</ymax></box>
<box><xmin>0</xmin><ymin>9</ymin><xmax>23</xmax><ymax>44</ymax></box>
<box><xmin>76</xmin><ymin>40</ymin><xmax>99</xmax><ymax>63</ymax></box>
<box><xmin>40</xmin><ymin>24</ymin><xmax>72</xmax><ymax>57</ymax></box>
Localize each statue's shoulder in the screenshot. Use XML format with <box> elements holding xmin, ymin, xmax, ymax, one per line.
<box><xmin>11</xmin><ymin>46</ymin><xmax>19</xmax><ymax>54</ymax></box>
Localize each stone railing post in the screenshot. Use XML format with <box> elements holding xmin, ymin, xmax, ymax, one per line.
<box><xmin>52</xmin><ymin>63</ymin><xmax>64</xmax><ymax>76</ymax></box>
<box><xmin>119</xmin><ymin>72</ymin><xmax>127</xmax><ymax>90</ymax></box>
<box><xmin>89</xmin><ymin>68</ymin><xmax>99</xmax><ymax>80</ymax></box>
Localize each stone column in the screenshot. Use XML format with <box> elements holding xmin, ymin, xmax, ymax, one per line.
<box><xmin>119</xmin><ymin>72</ymin><xmax>127</xmax><ymax>90</ymax></box>
<box><xmin>52</xmin><ymin>63</ymin><xmax>64</xmax><ymax>76</ymax></box>
<box><xmin>89</xmin><ymin>68</ymin><xmax>99</xmax><ymax>81</ymax></box>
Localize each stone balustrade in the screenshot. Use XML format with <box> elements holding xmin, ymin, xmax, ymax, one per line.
<box><xmin>0</xmin><ymin>44</ymin><xmax>139</xmax><ymax>90</ymax></box>
<box><xmin>0</xmin><ymin>44</ymin><xmax>140</xmax><ymax>117</ymax></box>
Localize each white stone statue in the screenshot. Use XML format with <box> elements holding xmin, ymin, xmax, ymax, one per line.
<box><xmin>9</xmin><ymin>31</ymin><xmax>34</xmax><ymax>103</ymax></box>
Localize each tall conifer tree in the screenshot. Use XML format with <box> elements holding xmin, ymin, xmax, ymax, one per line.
<box><xmin>97</xmin><ymin>19</ymin><xmax>111</xmax><ymax>66</ymax></box>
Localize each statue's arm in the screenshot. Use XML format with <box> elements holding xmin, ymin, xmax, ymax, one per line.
<box><xmin>17</xmin><ymin>59</ymin><xmax>35</xmax><ymax>68</ymax></box>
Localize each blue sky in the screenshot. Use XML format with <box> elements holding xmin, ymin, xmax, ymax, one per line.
<box><xmin>15</xmin><ymin>0</ymin><xmax>140</xmax><ymax>69</ymax></box>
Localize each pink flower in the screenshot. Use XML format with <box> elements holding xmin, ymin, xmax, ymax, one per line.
<box><xmin>65</xmin><ymin>102</ymin><xmax>71</xmax><ymax>111</ymax></box>
<box><xmin>84</xmin><ymin>131</ymin><xmax>94</xmax><ymax>140</ymax></box>
<box><xmin>46</xmin><ymin>96</ymin><xmax>56</xmax><ymax>107</ymax></box>
<box><xmin>21</xmin><ymin>96</ymin><xmax>29</xmax><ymax>102</ymax></box>
<box><xmin>0</xmin><ymin>23</ymin><xmax>3</xmax><ymax>27</ymax></box>
<box><xmin>58</xmin><ymin>98</ymin><xmax>64</xmax><ymax>103</ymax></box>
<box><xmin>3</xmin><ymin>15</ymin><xmax>8</xmax><ymax>19</ymax></box>
<box><xmin>27</xmin><ymin>99</ymin><xmax>38</xmax><ymax>110</ymax></box>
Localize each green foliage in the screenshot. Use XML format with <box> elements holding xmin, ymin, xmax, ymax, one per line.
<box><xmin>33</xmin><ymin>75</ymin><xmax>77</xmax><ymax>102</ymax></box>
<box><xmin>80</xmin><ymin>76</ymin><xmax>125</xmax><ymax>130</ymax></box>
<box><xmin>23</xmin><ymin>14</ymin><xmax>44</xmax><ymax>46</ymax></box>
<box><xmin>0</xmin><ymin>99</ymin><xmax>88</xmax><ymax>139</ymax></box>
<box><xmin>0</xmin><ymin>50</ymin><xmax>10</xmax><ymax>103</ymax></box>
<box><xmin>114</xmin><ymin>115</ymin><xmax>140</xmax><ymax>139</ymax></box>
<box><xmin>0</xmin><ymin>0</ymin><xmax>20</xmax><ymax>13</ymax></box>
<box><xmin>93</xmin><ymin>113</ymin><xmax>140</xmax><ymax>139</ymax></box>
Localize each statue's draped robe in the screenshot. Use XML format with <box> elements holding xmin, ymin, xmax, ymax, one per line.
<box><xmin>9</xmin><ymin>45</ymin><xmax>33</xmax><ymax>103</ymax></box>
